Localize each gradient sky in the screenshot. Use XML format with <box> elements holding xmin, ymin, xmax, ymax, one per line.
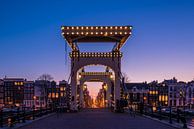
<box><xmin>1</xmin><ymin>0</ymin><xmax>194</xmax><ymax>96</ymax></box>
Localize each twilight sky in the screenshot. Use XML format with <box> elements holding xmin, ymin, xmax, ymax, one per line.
<box><xmin>0</xmin><ymin>0</ymin><xmax>194</xmax><ymax>92</ymax></box>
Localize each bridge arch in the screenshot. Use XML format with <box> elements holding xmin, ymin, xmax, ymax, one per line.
<box><xmin>70</xmin><ymin>56</ymin><xmax>121</xmax><ymax>111</ymax></box>
<box><xmin>78</xmin><ymin>72</ymin><xmax>114</xmax><ymax>108</ymax></box>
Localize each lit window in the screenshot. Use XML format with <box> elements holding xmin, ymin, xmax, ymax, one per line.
<box><xmin>61</xmin><ymin>93</ymin><xmax>64</xmax><ymax>97</ymax></box>
<box><xmin>52</xmin><ymin>93</ymin><xmax>55</xmax><ymax>98</ymax></box>
<box><xmin>60</xmin><ymin>87</ymin><xmax>64</xmax><ymax>91</ymax></box>
<box><xmin>56</xmin><ymin>93</ymin><xmax>59</xmax><ymax>98</ymax></box>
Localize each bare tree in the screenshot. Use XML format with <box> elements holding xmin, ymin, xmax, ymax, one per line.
<box><xmin>37</xmin><ymin>74</ymin><xmax>53</xmax><ymax>108</ymax></box>
<box><xmin>122</xmin><ymin>72</ymin><xmax>130</xmax><ymax>83</ymax></box>
<box><xmin>37</xmin><ymin>74</ymin><xmax>53</xmax><ymax>81</ymax></box>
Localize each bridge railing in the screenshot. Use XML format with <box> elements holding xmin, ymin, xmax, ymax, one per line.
<box><xmin>0</xmin><ymin>107</ymin><xmax>54</xmax><ymax>128</ymax></box>
<box><xmin>133</xmin><ymin>105</ymin><xmax>189</xmax><ymax>128</ymax></box>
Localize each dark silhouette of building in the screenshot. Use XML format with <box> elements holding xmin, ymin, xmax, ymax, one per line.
<box><xmin>0</xmin><ymin>79</ymin><xmax>4</xmax><ymax>108</ymax></box>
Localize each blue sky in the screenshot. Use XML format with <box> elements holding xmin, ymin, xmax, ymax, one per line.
<box><xmin>0</xmin><ymin>0</ymin><xmax>194</xmax><ymax>85</ymax></box>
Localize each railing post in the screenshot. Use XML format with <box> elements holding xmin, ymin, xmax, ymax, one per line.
<box><xmin>40</xmin><ymin>107</ymin><xmax>42</xmax><ymax>117</ymax></box>
<box><xmin>169</xmin><ymin>106</ymin><xmax>172</xmax><ymax>124</ymax></box>
<box><xmin>177</xmin><ymin>108</ymin><xmax>180</xmax><ymax>123</ymax></box>
<box><xmin>0</xmin><ymin>109</ymin><xmax>3</xmax><ymax>127</ymax></box>
<box><xmin>159</xmin><ymin>105</ymin><xmax>162</xmax><ymax>120</ymax></box>
<box><xmin>33</xmin><ymin>105</ymin><xmax>35</xmax><ymax>120</ymax></box>
<box><xmin>22</xmin><ymin>108</ymin><xmax>26</xmax><ymax>123</ymax></box>
<box><xmin>9</xmin><ymin>111</ymin><xmax>14</xmax><ymax>127</ymax></box>
<box><xmin>16</xmin><ymin>107</ymin><xmax>20</xmax><ymax>123</ymax></box>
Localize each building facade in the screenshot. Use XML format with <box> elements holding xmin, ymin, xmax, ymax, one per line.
<box><xmin>186</xmin><ymin>81</ymin><xmax>194</xmax><ymax>108</ymax></box>
<box><xmin>3</xmin><ymin>78</ymin><xmax>24</xmax><ymax>108</ymax></box>
<box><xmin>23</xmin><ymin>81</ymin><xmax>35</xmax><ymax>109</ymax></box>
<box><xmin>0</xmin><ymin>79</ymin><xmax>4</xmax><ymax>108</ymax></box>
<box><xmin>164</xmin><ymin>78</ymin><xmax>187</xmax><ymax>108</ymax></box>
<box><xmin>125</xmin><ymin>82</ymin><xmax>149</xmax><ymax>110</ymax></box>
<box><xmin>59</xmin><ymin>80</ymin><xmax>70</xmax><ymax>108</ymax></box>
<box><xmin>34</xmin><ymin>80</ymin><xmax>51</xmax><ymax>108</ymax></box>
<box><xmin>47</xmin><ymin>81</ymin><xmax>60</xmax><ymax>108</ymax></box>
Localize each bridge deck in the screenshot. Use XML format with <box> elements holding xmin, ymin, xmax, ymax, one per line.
<box><xmin>18</xmin><ymin>108</ymin><xmax>176</xmax><ymax>129</ymax></box>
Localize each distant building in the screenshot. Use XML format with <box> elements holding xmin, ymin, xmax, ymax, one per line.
<box><xmin>96</xmin><ymin>87</ymin><xmax>105</xmax><ymax>108</ymax></box>
<box><xmin>23</xmin><ymin>81</ymin><xmax>35</xmax><ymax>108</ymax></box>
<box><xmin>47</xmin><ymin>81</ymin><xmax>60</xmax><ymax>108</ymax></box>
<box><xmin>34</xmin><ymin>80</ymin><xmax>50</xmax><ymax>108</ymax></box>
<box><xmin>164</xmin><ymin>78</ymin><xmax>187</xmax><ymax>108</ymax></box>
<box><xmin>125</xmin><ymin>82</ymin><xmax>149</xmax><ymax>109</ymax></box>
<box><xmin>158</xmin><ymin>83</ymin><xmax>168</xmax><ymax>107</ymax></box>
<box><xmin>186</xmin><ymin>81</ymin><xmax>194</xmax><ymax>109</ymax></box>
<box><xmin>3</xmin><ymin>78</ymin><xmax>24</xmax><ymax>108</ymax></box>
<box><xmin>148</xmin><ymin>81</ymin><xmax>159</xmax><ymax>107</ymax></box>
<box><xmin>59</xmin><ymin>80</ymin><xmax>70</xmax><ymax>108</ymax></box>
<box><xmin>0</xmin><ymin>79</ymin><xmax>4</xmax><ymax>108</ymax></box>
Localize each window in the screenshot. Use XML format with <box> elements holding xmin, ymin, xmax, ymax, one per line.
<box><xmin>174</xmin><ymin>100</ymin><xmax>176</xmax><ymax>106</ymax></box>
<box><xmin>170</xmin><ymin>87</ymin><xmax>173</xmax><ymax>91</ymax></box>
